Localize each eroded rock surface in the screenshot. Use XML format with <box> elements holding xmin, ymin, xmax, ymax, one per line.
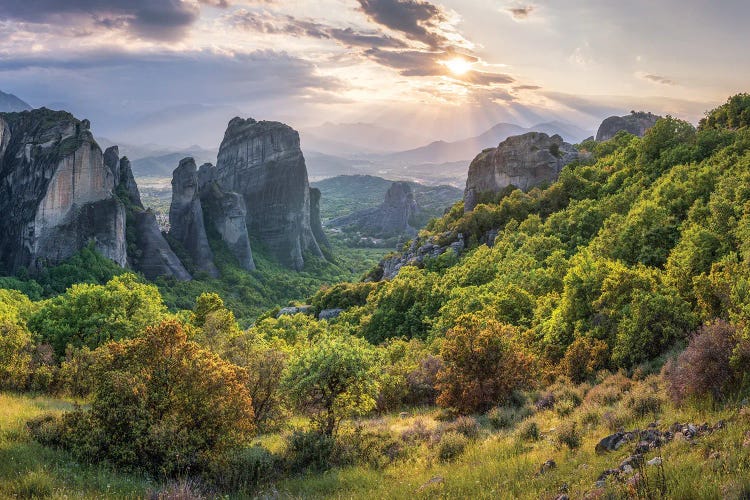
<box><xmin>464</xmin><ymin>132</ymin><xmax>580</xmax><ymax>212</ymax></box>
<box><xmin>595</xmin><ymin>111</ymin><xmax>660</xmax><ymax>141</ymax></box>
<box><xmin>328</xmin><ymin>181</ymin><xmax>418</xmax><ymax>238</ymax></box>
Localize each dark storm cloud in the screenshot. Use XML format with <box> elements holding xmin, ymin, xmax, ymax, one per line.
<box><xmin>0</xmin><ymin>0</ymin><xmax>229</xmax><ymax>41</ymax></box>
<box><xmin>228</xmin><ymin>10</ymin><xmax>407</xmax><ymax>48</ymax></box>
<box><xmin>357</xmin><ymin>0</ymin><xmax>450</xmax><ymax>48</ymax></box>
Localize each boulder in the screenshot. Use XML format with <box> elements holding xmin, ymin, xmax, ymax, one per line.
<box><xmin>214</xmin><ymin>117</ymin><xmax>325</xmax><ymax>270</ymax></box>
<box><xmin>169</xmin><ymin>157</ymin><xmax>219</xmax><ymax>277</ymax></box>
<box><xmin>463</xmin><ymin>132</ymin><xmax>580</xmax><ymax>212</ymax></box>
<box><xmin>318</xmin><ymin>308</ymin><xmax>344</xmax><ymax>320</ymax></box>
<box><xmin>595</xmin><ymin>111</ymin><xmax>660</xmax><ymax>141</ymax></box>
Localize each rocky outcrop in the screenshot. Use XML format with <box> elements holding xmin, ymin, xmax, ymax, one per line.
<box><xmin>198</xmin><ymin>163</ymin><xmax>256</xmax><ymax>272</ymax></box>
<box><xmin>214</xmin><ymin>117</ymin><xmax>325</xmax><ymax>270</ymax></box>
<box><xmin>464</xmin><ymin>132</ymin><xmax>580</xmax><ymax>212</ymax></box>
<box><xmin>309</xmin><ymin>187</ymin><xmax>330</xmax><ymax>250</ymax></box>
<box><xmin>595</xmin><ymin>111</ymin><xmax>660</xmax><ymax>141</ymax></box>
<box><xmin>375</xmin><ymin>232</ymin><xmax>465</xmax><ymax>280</ymax></box>
<box><xmin>0</xmin><ymin>109</ymin><xmax>127</xmax><ymax>273</ymax></box>
<box><xmin>113</xmin><ymin>152</ymin><xmax>190</xmax><ymax>281</ymax></box>
<box><xmin>328</xmin><ymin>181</ymin><xmax>418</xmax><ymax>238</ymax></box>
<box><xmin>168</xmin><ymin>158</ymin><xmax>218</xmax><ymax>277</ymax></box>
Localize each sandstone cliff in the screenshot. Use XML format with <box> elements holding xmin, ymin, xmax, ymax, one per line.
<box><xmin>464</xmin><ymin>132</ymin><xmax>580</xmax><ymax>212</ymax></box>
<box><xmin>214</xmin><ymin>117</ymin><xmax>325</xmax><ymax>270</ymax></box>
<box><xmin>328</xmin><ymin>181</ymin><xmax>418</xmax><ymax>238</ymax></box>
<box><xmin>0</xmin><ymin>109</ymin><xmax>127</xmax><ymax>273</ymax></box>
<box><xmin>168</xmin><ymin>158</ymin><xmax>219</xmax><ymax>277</ymax></box>
<box><xmin>595</xmin><ymin>111</ymin><xmax>660</xmax><ymax>141</ymax></box>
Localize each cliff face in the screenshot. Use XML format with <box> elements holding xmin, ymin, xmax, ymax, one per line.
<box><xmin>168</xmin><ymin>158</ymin><xmax>218</xmax><ymax>277</ymax></box>
<box><xmin>198</xmin><ymin>162</ymin><xmax>256</xmax><ymax>272</ymax></box>
<box><xmin>464</xmin><ymin>132</ymin><xmax>580</xmax><ymax>212</ymax></box>
<box><xmin>595</xmin><ymin>112</ymin><xmax>660</xmax><ymax>141</ymax></box>
<box><xmin>215</xmin><ymin>117</ymin><xmax>324</xmax><ymax>270</ymax></box>
<box><xmin>309</xmin><ymin>187</ymin><xmax>330</xmax><ymax>250</ymax></box>
<box><xmin>328</xmin><ymin>181</ymin><xmax>418</xmax><ymax>238</ymax></box>
<box><xmin>111</xmin><ymin>150</ymin><xmax>190</xmax><ymax>281</ymax></box>
<box><xmin>0</xmin><ymin>109</ymin><xmax>126</xmax><ymax>272</ymax></box>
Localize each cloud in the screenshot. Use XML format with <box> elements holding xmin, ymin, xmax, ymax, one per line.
<box><xmin>0</xmin><ymin>0</ymin><xmax>229</xmax><ymax>41</ymax></box>
<box><xmin>506</xmin><ymin>5</ymin><xmax>535</xmax><ymax>20</ymax></box>
<box><xmin>227</xmin><ymin>9</ymin><xmax>407</xmax><ymax>48</ymax></box>
<box><xmin>639</xmin><ymin>73</ymin><xmax>676</xmax><ymax>86</ymax></box>
<box><xmin>356</xmin><ymin>0</ymin><xmax>453</xmax><ymax>49</ymax></box>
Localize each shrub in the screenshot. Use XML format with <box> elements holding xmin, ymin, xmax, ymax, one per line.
<box><xmin>560</xmin><ymin>337</ymin><xmax>609</xmax><ymax>383</ymax></box>
<box><xmin>625</xmin><ymin>379</ymin><xmax>663</xmax><ymax>417</ymax></box>
<box><xmin>283</xmin><ymin>331</ymin><xmax>379</xmax><ymax>436</ymax></box>
<box><xmin>662</xmin><ymin>320</ymin><xmax>745</xmax><ymax>404</ymax></box>
<box><xmin>486</xmin><ymin>406</ymin><xmax>529</xmax><ymax>430</ymax></box>
<box><xmin>436</xmin><ymin>315</ymin><xmax>536</xmax><ymax>413</ymax></box>
<box><xmin>554</xmin><ymin>398</ymin><xmax>576</xmax><ymax>417</ymax></box>
<box><xmin>585</xmin><ymin>372</ymin><xmax>632</xmax><ymax>406</ymax></box>
<box><xmin>212</xmin><ymin>446</ymin><xmax>278</xmax><ymax>491</ymax></box>
<box><xmin>602</xmin><ymin>409</ymin><xmax>634</xmax><ymax>432</ymax></box>
<box><xmin>405</xmin><ymin>354</ymin><xmax>442</xmax><ymax>406</ymax></box>
<box><xmin>337</xmin><ymin>424</ymin><xmax>405</xmax><ymax>468</ymax></box>
<box><xmin>40</xmin><ymin>320</ymin><xmax>255</xmax><ymax>476</ymax></box>
<box><xmin>518</xmin><ymin>420</ymin><xmax>540</xmax><ymax>441</ymax></box>
<box><xmin>285</xmin><ymin>430</ymin><xmax>336</xmax><ymax>473</ymax></box>
<box><xmin>400</xmin><ymin>419</ymin><xmax>432</xmax><ymax>443</ymax></box>
<box><xmin>555</xmin><ymin>421</ymin><xmax>581</xmax><ymax>450</ymax></box>
<box><xmin>26</xmin><ymin>414</ymin><xmax>64</xmax><ymax>447</ymax></box>
<box><xmin>438</xmin><ymin>416</ymin><xmax>480</xmax><ymax>440</ymax></box>
<box><xmin>436</xmin><ymin>431</ymin><xmax>468</xmax><ymax>462</ymax></box>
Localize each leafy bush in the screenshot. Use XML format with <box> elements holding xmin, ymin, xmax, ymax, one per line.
<box><xmin>560</xmin><ymin>336</ymin><xmax>609</xmax><ymax>383</ymax></box>
<box><xmin>212</xmin><ymin>445</ymin><xmax>279</xmax><ymax>491</ymax></box>
<box><xmin>436</xmin><ymin>315</ymin><xmax>536</xmax><ymax>413</ymax></box>
<box><xmin>662</xmin><ymin>320</ymin><xmax>748</xmax><ymax>404</ymax></box>
<box><xmin>285</xmin><ymin>430</ymin><xmax>336</xmax><ymax>473</ymax></box>
<box><xmin>283</xmin><ymin>331</ymin><xmax>379</xmax><ymax>436</ymax></box>
<box><xmin>436</xmin><ymin>431</ymin><xmax>468</xmax><ymax>462</ymax></box>
<box><xmin>37</xmin><ymin>320</ymin><xmax>255</xmax><ymax>476</ymax></box>
<box><xmin>336</xmin><ymin>424</ymin><xmax>405</xmax><ymax>468</ymax></box>
<box><xmin>438</xmin><ymin>416</ymin><xmax>479</xmax><ymax>440</ymax></box>
<box><xmin>517</xmin><ymin>420</ymin><xmax>540</xmax><ymax>441</ymax></box>
<box><xmin>486</xmin><ymin>406</ymin><xmax>530</xmax><ymax>430</ymax></box>
<box><xmin>555</xmin><ymin>421</ymin><xmax>581</xmax><ymax>450</ymax></box>
<box><xmin>625</xmin><ymin>377</ymin><xmax>664</xmax><ymax>417</ymax></box>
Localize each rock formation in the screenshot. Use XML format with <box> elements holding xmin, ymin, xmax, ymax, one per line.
<box><xmin>198</xmin><ymin>162</ymin><xmax>256</xmax><ymax>271</ymax></box>
<box><xmin>168</xmin><ymin>158</ymin><xmax>219</xmax><ymax>277</ymax></box>
<box><xmin>110</xmin><ymin>149</ymin><xmax>190</xmax><ymax>281</ymax></box>
<box><xmin>464</xmin><ymin>132</ymin><xmax>580</xmax><ymax>212</ymax></box>
<box><xmin>595</xmin><ymin>111</ymin><xmax>660</xmax><ymax>141</ymax></box>
<box><xmin>0</xmin><ymin>109</ymin><xmax>127</xmax><ymax>273</ymax></box>
<box><xmin>328</xmin><ymin>181</ymin><xmax>418</xmax><ymax>238</ymax></box>
<box><xmin>214</xmin><ymin>117</ymin><xmax>325</xmax><ymax>270</ymax></box>
<box><xmin>309</xmin><ymin>187</ymin><xmax>330</xmax><ymax>250</ymax></box>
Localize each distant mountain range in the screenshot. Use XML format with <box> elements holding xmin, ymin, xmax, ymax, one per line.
<box><xmin>0</xmin><ymin>91</ymin><xmax>32</xmax><ymax>112</ymax></box>
<box><xmin>302</xmin><ymin>122</ymin><xmax>431</xmax><ymax>155</ymax></box>
<box><xmin>381</xmin><ymin>121</ymin><xmax>592</xmax><ymax>164</ymax></box>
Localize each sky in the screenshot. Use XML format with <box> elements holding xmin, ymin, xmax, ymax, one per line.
<box><xmin>0</xmin><ymin>0</ymin><xmax>748</xmax><ymax>149</ymax></box>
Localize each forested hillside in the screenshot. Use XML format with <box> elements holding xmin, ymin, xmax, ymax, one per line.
<box><xmin>3</xmin><ymin>95</ymin><xmax>750</xmax><ymax>498</ymax></box>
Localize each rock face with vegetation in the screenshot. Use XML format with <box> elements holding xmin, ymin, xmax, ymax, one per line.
<box><xmin>198</xmin><ymin>162</ymin><xmax>256</xmax><ymax>271</ymax></box>
<box><xmin>215</xmin><ymin>117</ymin><xmax>324</xmax><ymax>270</ymax></box>
<box><xmin>168</xmin><ymin>158</ymin><xmax>219</xmax><ymax>277</ymax></box>
<box><xmin>595</xmin><ymin>111</ymin><xmax>660</xmax><ymax>141</ymax></box>
<box><xmin>110</xmin><ymin>147</ymin><xmax>191</xmax><ymax>281</ymax></box>
<box><xmin>328</xmin><ymin>181</ymin><xmax>418</xmax><ymax>238</ymax></box>
<box><xmin>464</xmin><ymin>132</ymin><xmax>580</xmax><ymax>212</ymax></box>
<box><xmin>0</xmin><ymin>109</ymin><xmax>127</xmax><ymax>273</ymax></box>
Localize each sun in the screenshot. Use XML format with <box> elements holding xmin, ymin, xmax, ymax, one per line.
<box><xmin>443</xmin><ymin>57</ymin><xmax>473</xmax><ymax>76</ymax></box>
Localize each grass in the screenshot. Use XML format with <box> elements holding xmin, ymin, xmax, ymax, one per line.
<box><xmin>4</xmin><ymin>374</ymin><xmax>750</xmax><ymax>499</ymax></box>
<box><xmin>0</xmin><ymin>393</ymin><xmax>153</xmax><ymax>499</ymax></box>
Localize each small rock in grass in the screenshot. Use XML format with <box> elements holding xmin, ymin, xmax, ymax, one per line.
<box><xmin>647</xmin><ymin>457</ymin><xmax>662</xmax><ymax>466</ymax></box>
<box><xmin>417</xmin><ymin>476</ymin><xmax>444</xmax><ymax>492</ymax></box>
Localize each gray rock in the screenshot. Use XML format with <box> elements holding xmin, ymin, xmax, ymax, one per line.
<box><xmin>169</xmin><ymin>157</ymin><xmax>219</xmax><ymax>277</ymax></box>
<box><xmin>277</xmin><ymin>305</ymin><xmax>313</xmax><ymax>317</ymax></box>
<box><xmin>0</xmin><ymin>109</ymin><xmax>127</xmax><ymax>273</ymax></box>
<box><xmin>309</xmin><ymin>187</ymin><xmax>331</xmax><ymax>249</ymax></box>
<box><xmin>318</xmin><ymin>308</ymin><xmax>344</xmax><ymax>320</ymax></box>
<box><xmin>464</xmin><ymin>132</ymin><xmax>581</xmax><ymax>212</ymax></box>
<box><xmin>647</xmin><ymin>457</ymin><xmax>662</xmax><ymax>466</ymax></box>
<box><xmin>215</xmin><ymin>117</ymin><xmax>325</xmax><ymax>270</ymax></box>
<box><xmin>117</xmin><ymin>156</ymin><xmax>143</xmax><ymax>209</ymax></box>
<box><xmin>595</xmin><ymin>111</ymin><xmax>660</xmax><ymax>141</ymax></box>
<box><xmin>200</xmin><ymin>177</ymin><xmax>256</xmax><ymax>271</ymax></box>
<box><xmin>130</xmin><ymin>209</ymin><xmax>191</xmax><ymax>281</ymax></box>
<box><xmin>328</xmin><ymin>181</ymin><xmax>418</xmax><ymax>239</ymax></box>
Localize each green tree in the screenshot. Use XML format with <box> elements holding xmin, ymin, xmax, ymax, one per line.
<box><xmin>29</xmin><ymin>273</ymin><xmax>167</xmax><ymax>357</ymax></box>
<box><xmin>283</xmin><ymin>331</ymin><xmax>379</xmax><ymax>435</ymax></box>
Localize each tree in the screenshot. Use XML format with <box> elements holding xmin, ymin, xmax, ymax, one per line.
<box><xmin>29</xmin><ymin>273</ymin><xmax>167</xmax><ymax>357</ymax></box>
<box><xmin>283</xmin><ymin>331</ymin><xmax>378</xmax><ymax>435</ymax></box>
<box><xmin>436</xmin><ymin>315</ymin><xmax>536</xmax><ymax>413</ymax></box>
<box><xmin>52</xmin><ymin>319</ymin><xmax>255</xmax><ymax>476</ymax></box>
